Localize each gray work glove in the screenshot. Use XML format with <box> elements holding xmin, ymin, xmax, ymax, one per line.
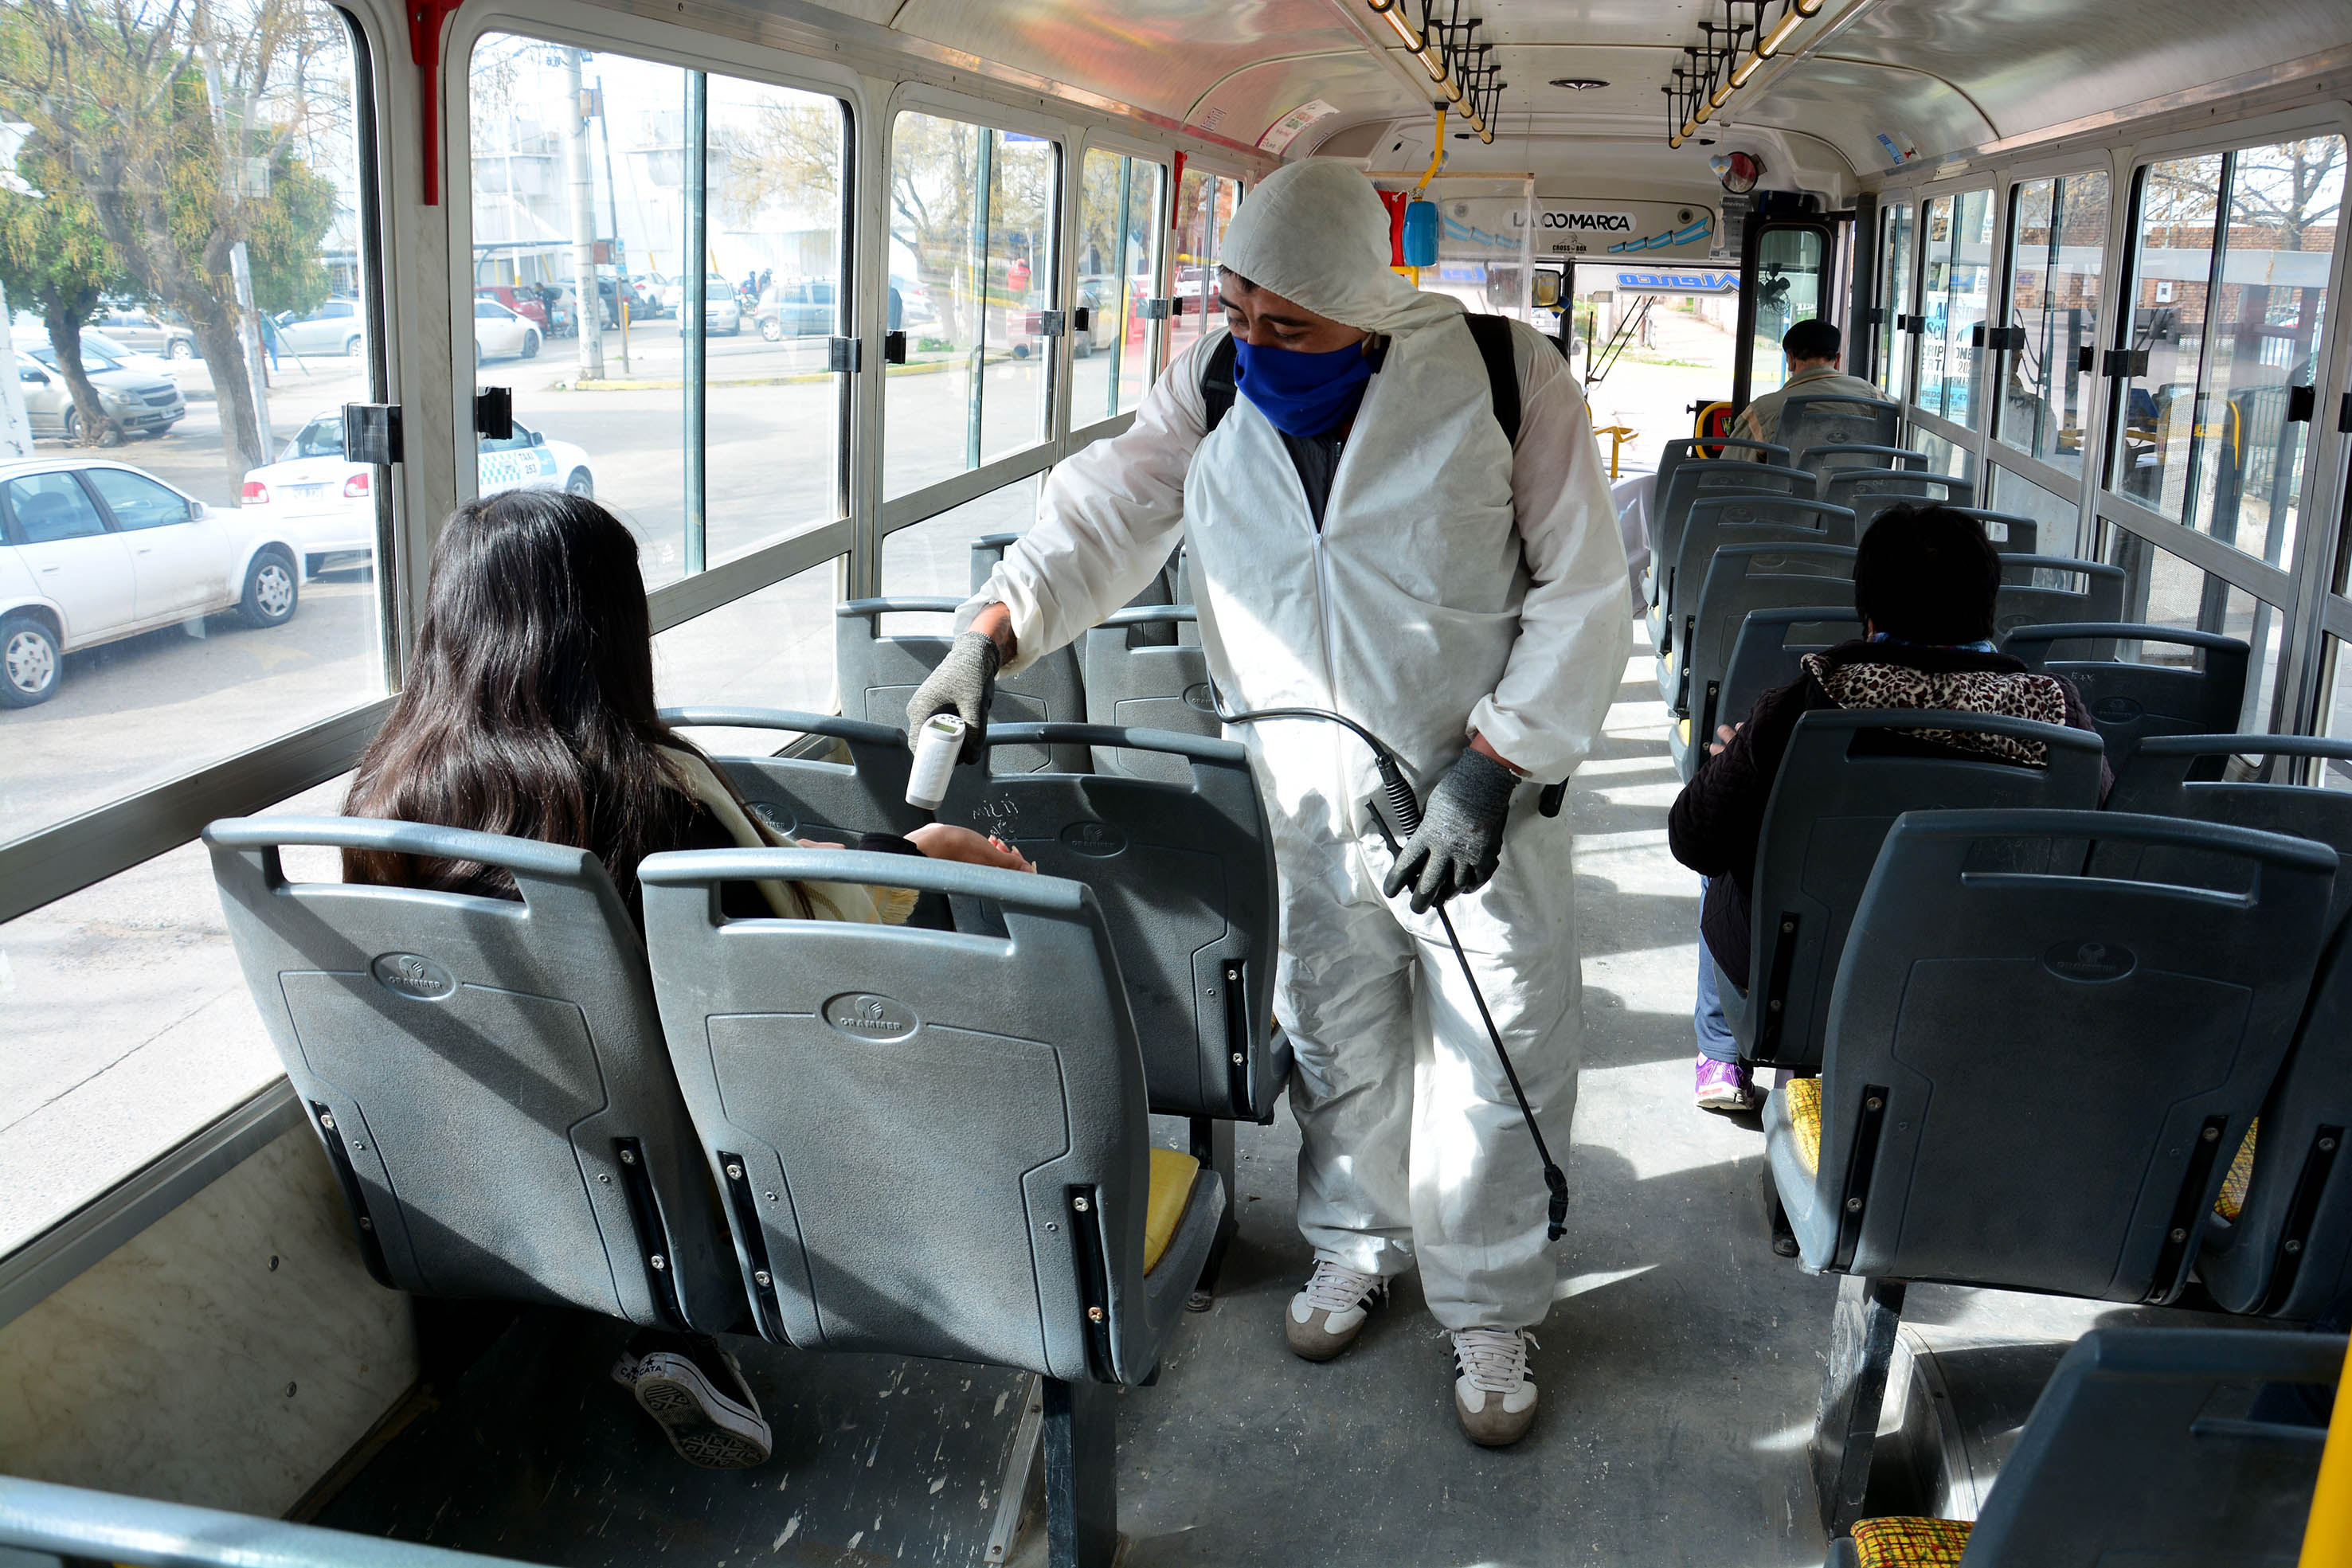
<box><xmin>1383</xmin><ymin>748</ymin><xmax>1517</xmax><ymax>913</ymax></box>
<box><xmin>906</xmin><ymin>630</ymin><xmax>1000</xmax><ymax>764</ymax></box>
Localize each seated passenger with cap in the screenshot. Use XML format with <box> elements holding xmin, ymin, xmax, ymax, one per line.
<box><xmin>1665</xmin><ymin>505</ymin><xmax>2109</xmax><ymax>1110</ymax></box>
<box><xmin>1727</xmin><ymin>319</ymin><xmax>1884</xmax><ymax>457</ymax></box>
<box><xmin>341</xmin><ymin>489</ymin><xmax>1030</xmax><ymax>1469</ymax></box>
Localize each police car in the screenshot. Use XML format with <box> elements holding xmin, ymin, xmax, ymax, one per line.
<box><xmin>240</xmin><ymin>412</ymin><xmax>597</xmax><ymax>577</ymax></box>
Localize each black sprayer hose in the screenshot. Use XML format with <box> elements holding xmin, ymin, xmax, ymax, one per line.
<box><xmin>1209</xmin><ymin>691</ymin><xmax>1571</xmax><ymax>1241</ymax></box>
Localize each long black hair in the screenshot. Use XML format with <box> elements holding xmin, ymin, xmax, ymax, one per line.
<box><xmin>343</xmin><ymin>488</ymin><xmax>699</xmax><ymax>906</ymax></box>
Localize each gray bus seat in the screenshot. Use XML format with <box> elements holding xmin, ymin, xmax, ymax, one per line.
<box><xmin>1718</xmin><ymin>713</ymin><xmax>2105</xmax><ymax>1070</ymax></box>
<box><xmin>203</xmin><ymin>815</ymin><xmax>742</xmax><ymax>1335</ymax></box>
<box><xmin>1716</xmin><ymin>606</ymin><xmax>1865</xmax><ymax>735</ymax></box>
<box><xmin>1830</xmin><ymin>1327</ymin><xmax>2338</xmax><ymax>1563</ymax></box>
<box><xmin>943</xmin><ymin>721</ymin><xmax>1283</xmax><ymax>1125</ymax></box>
<box><xmin>659</xmin><ymin>708</ymin><xmax>925</xmax><ymax>841</ymax></box>
<box><xmin>2101</xmin><ymin>734</ymin><xmax>2352</xmax><ymax>1320</ymax></box>
<box><xmin>1796</xmin><ymin>443</ymin><xmax>1927</xmax><ymax>483</ymax></box>
<box><xmin>1080</xmin><ymin>608</ymin><xmax>1219</xmax><ymax>780</ymax></box>
<box><xmin>639</xmin><ymin>847</ymin><xmax>1226</xmax><ymax>1566</ymax></box>
<box><xmin>1661</xmin><ymin>495</ymin><xmax>1857</xmax><ymax>698</ymax></box>
<box><xmin>2003</xmin><ymin>622</ymin><xmax>2250</xmax><ymax>771</ymax></box>
<box><xmin>836</xmin><ymin>598</ymin><xmax>1090</xmax><ymax>773</ymax></box>
<box><xmin>1947</xmin><ymin>506</ymin><xmax>2041</xmax><ymax>554</ymax></box>
<box><xmin>1764</xmin><ymin>807</ymin><xmax>2333</xmax><ymax>1289</ymax></box>
<box><xmin>1667</xmin><ymin>542</ymin><xmax>1857</xmax><ymax>779</ymax></box>
<box><xmin>1989</xmin><ymin>557</ymin><xmax>2126</xmax><ymax>644</ymax></box>
<box><xmin>1653</xmin><ymin>437</ymin><xmax>1790</xmax><ymax>518</ymax></box>
<box><xmin>1647</xmin><ymin>460</ymin><xmax>1817</xmax><ymax>641</ymax></box>
<box><xmin>1818</xmin><ymin>470</ymin><xmax>1974</xmax><ymax>540</ymax></box>
<box><xmin>1776</xmin><ymin>393</ymin><xmax>1902</xmax><ymax>466</ymax></box>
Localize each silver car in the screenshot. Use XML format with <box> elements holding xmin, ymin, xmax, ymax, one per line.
<box><xmin>14</xmin><ymin>349</ymin><xmax>186</xmax><ymax>443</ymax></box>
<box><xmin>93</xmin><ymin>307</ymin><xmax>197</xmax><ymax>360</ymax></box>
<box><xmin>274</xmin><ymin>298</ymin><xmax>368</xmax><ymax>358</ymax></box>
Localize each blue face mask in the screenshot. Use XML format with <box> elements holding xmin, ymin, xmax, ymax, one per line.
<box><xmin>1234</xmin><ymin>338</ymin><xmax>1373</xmax><ymax>438</ymax></box>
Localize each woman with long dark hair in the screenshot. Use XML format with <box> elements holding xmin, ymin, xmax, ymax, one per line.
<box><xmin>345</xmin><ymin>488</ymin><xmax>1027</xmax><ymax>1468</ymax></box>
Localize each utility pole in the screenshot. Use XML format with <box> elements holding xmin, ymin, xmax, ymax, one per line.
<box><xmin>595</xmin><ymin>65</ymin><xmax>629</xmax><ymax>375</ymax></box>
<box><xmin>565</xmin><ymin>48</ymin><xmax>605</xmax><ymax>382</ymax></box>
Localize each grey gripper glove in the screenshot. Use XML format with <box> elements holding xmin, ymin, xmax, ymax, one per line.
<box><xmin>906</xmin><ymin>629</ymin><xmax>1000</xmax><ymax>764</ymax></box>
<box><xmin>1383</xmin><ymin>747</ymin><xmax>1519</xmax><ymax>913</ymax></box>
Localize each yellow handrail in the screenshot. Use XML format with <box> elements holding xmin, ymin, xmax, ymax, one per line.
<box><xmin>2299</xmin><ymin>1332</ymin><xmax>2352</xmax><ymax>1566</ymax></box>
<box><xmin>1594</xmin><ymin>424</ymin><xmax>1638</xmax><ymax>480</ymax></box>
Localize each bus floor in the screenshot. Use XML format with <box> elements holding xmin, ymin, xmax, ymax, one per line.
<box><xmin>303</xmin><ymin>623</ymin><xmax>2240</xmax><ymax>1566</ymax></box>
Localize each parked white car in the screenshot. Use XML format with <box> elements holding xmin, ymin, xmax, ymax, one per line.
<box><xmin>0</xmin><ymin>458</ymin><xmax>302</xmax><ymax>707</ymax></box>
<box><xmin>241</xmin><ymin>412</ymin><xmax>597</xmax><ymax>577</ymax></box>
<box><xmin>471</xmin><ymin>297</ymin><xmax>542</xmax><ymax>362</ymax></box>
<box><xmin>14</xmin><ymin>349</ymin><xmax>186</xmax><ymax>443</ymax></box>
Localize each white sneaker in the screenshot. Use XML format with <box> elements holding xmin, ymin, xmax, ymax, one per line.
<box><xmin>1284</xmin><ymin>1258</ymin><xmax>1386</xmax><ymax>1362</ymax></box>
<box><xmin>1451</xmin><ymin>1328</ymin><xmax>1540</xmax><ymax>1446</ymax></box>
<box><xmin>612</xmin><ymin>1345</ymin><xmax>773</xmax><ymax>1468</ymax></box>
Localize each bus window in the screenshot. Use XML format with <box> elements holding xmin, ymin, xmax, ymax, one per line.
<box><xmin>1873</xmin><ymin>200</ymin><xmax>1915</xmax><ymax>403</ymax></box>
<box><xmin>884</xmin><ymin>115</ymin><xmax>1059</xmax><ymax>498</ymax></box>
<box><xmin>1919</xmin><ymin>188</ymin><xmax>1995</xmax><ymax>428</ymax></box>
<box><xmin>1998</xmin><ymin>172</ymin><xmax>2110</xmax><ymax>477</ymax></box>
<box><xmin>881</xmin><ymin>475</ymin><xmax>1045</xmax><ymax>601</ymax></box>
<box><xmin>2327</xmin><ymin>636</ymin><xmax>2352</xmax><ymax>792</ymax></box>
<box><xmin>1071</xmin><ymin>151</ymin><xmax>1165</xmax><ymax>427</ymax></box>
<box><xmin>469</xmin><ymin>39</ymin><xmax>691</xmax><ymax>582</ymax></box>
<box><xmin>1169</xmin><ymin>169</ymin><xmax>1242</xmax><ymax>362</ymax></box>
<box><xmin>2108</xmin><ymin>524</ymin><xmax>2281</xmax><ymax>733</ymax></box>
<box><xmin>1747</xmin><ymin>225</ymin><xmax>1826</xmax><ymax>397</ymax></box>
<box><xmin>1988</xmin><ymin>463</ymin><xmax>2089</xmax><ymax>561</ymax></box>
<box><xmin>2119</xmin><ymin>139</ymin><xmax>2346</xmax><ymax>569</ymax></box>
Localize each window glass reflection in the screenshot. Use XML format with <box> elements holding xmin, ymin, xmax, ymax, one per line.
<box><xmin>1920</xmin><ymin>190</ymin><xmax>1994</xmax><ymax>428</ymax></box>
<box><xmin>1071</xmin><ymin>152</ymin><xmax>1164</xmax><ymax>424</ymax></box>
<box><xmin>1998</xmin><ymin>172</ymin><xmax>2108</xmax><ymax>475</ymax></box>
<box><xmin>1876</xmin><ymin>201</ymin><xmax>1913</xmax><ymax>403</ymax></box>
<box><xmin>2107</xmin><ymin>525</ymin><xmax>2278</xmax><ymax>732</ymax></box>
<box><xmin>1168</xmin><ymin>170</ymin><xmax>1239</xmax><ymax>362</ymax></box>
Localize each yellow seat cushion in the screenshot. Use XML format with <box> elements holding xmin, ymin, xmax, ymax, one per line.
<box><xmin>1143</xmin><ymin>1148</ymin><xmax>1199</xmax><ymax>1276</ymax></box>
<box><xmin>1850</xmin><ymin>1516</ymin><xmax>1973</xmax><ymax>1566</ymax></box>
<box><xmin>1783</xmin><ymin>1077</ymin><xmax>1822</xmax><ymax>1177</ymax></box>
<box><xmin>2217</xmin><ymin>1118</ymin><xmax>2257</xmax><ymax>1222</ymax></box>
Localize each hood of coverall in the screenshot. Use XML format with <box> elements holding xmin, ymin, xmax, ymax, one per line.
<box><xmin>1218</xmin><ymin>160</ymin><xmax>1465</xmax><ymax>338</ymax></box>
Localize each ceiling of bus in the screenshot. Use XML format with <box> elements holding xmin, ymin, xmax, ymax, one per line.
<box><xmin>798</xmin><ymin>0</ymin><xmax>2351</xmax><ymax>192</ymax></box>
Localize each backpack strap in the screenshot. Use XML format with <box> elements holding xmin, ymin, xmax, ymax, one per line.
<box><xmin>1200</xmin><ymin>331</ymin><xmax>1239</xmax><ymax>433</ymax></box>
<box><xmin>1463</xmin><ymin>313</ymin><xmax>1520</xmax><ymax>447</ymax></box>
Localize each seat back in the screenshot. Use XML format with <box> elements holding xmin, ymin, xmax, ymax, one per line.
<box><xmin>661</xmin><ymin>708</ymin><xmax>926</xmax><ymax>840</ymax></box>
<box><xmin>1079</xmin><ymin>608</ymin><xmax>1221</xmax><ymax>780</ymax></box>
<box><xmin>1777</xmin><ymin>393</ymin><xmax>1903</xmax><ymax>462</ymax></box>
<box><xmin>1990</xmin><ymin>557</ymin><xmax>2127</xmax><ymax>645</ymax></box>
<box><xmin>1949</xmin><ymin>506</ymin><xmax>2043</xmax><ymax>555</ymax></box>
<box><xmin>640</xmin><ymin>848</ymin><xmax>1203</xmax><ymax>1384</ymax></box>
<box><xmin>1958</xmin><ymin>1327</ymin><xmax>2338</xmax><ymax>1564</ymax></box>
<box><xmin>836</xmin><ymin>598</ymin><xmax>1090</xmax><ymax>772</ymax></box>
<box><xmin>2004</xmin><ymin>623</ymin><xmax>2251</xmax><ymax>772</ymax></box>
<box><xmin>685</xmin><ymin>713</ymin><xmax>1282</xmax><ymax>1122</ymax></box>
<box><xmin>1654</xmin><ymin>436</ymin><xmax>1790</xmax><ymax>506</ymax></box>
<box><xmin>1718</xmin><ymin>606</ymin><xmax>1865</xmax><ymax>731</ymax></box>
<box><xmin>1653</xmin><ymin>460</ymin><xmax>1817</xmax><ymax>612</ymax></box>
<box><xmin>1675</xmin><ymin>542</ymin><xmax>1856</xmax><ymax>743</ymax></box>
<box><xmin>2103</xmin><ymin>735</ymin><xmax>2352</xmax><ymax>1318</ymax></box>
<box><xmin>203</xmin><ymin>816</ymin><xmax>742</xmax><ymax>1333</ymax></box>
<box><xmin>1668</xmin><ymin>495</ymin><xmax>1857</xmax><ymax>657</ymax></box>
<box><xmin>1746</xmin><ymin>711</ymin><xmax>2106</xmax><ymax>1070</ymax></box>
<box><xmin>943</xmin><ymin>723</ymin><xmax>1284</xmax><ymax>1121</ymax></box>
<box><xmin>1820</xmin><ymin>470</ymin><xmax>1976</xmax><ymax>540</ymax></box>
<box><xmin>1798</xmin><ymin>443</ymin><xmax>1927</xmax><ymax>483</ymax></box>
<box><xmin>1822</xmin><ymin>809</ymin><xmax>2334</xmax><ymax>1298</ymax></box>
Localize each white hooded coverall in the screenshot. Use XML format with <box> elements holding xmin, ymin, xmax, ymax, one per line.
<box><xmin>963</xmin><ymin>161</ymin><xmax>1631</xmax><ymax>1329</ymax></box>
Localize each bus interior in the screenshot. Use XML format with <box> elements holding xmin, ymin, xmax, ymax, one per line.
<box><xmin>3</xmin><ymin>0</ymin><xmax>2352</xmax><ymax>1564</ymax></box>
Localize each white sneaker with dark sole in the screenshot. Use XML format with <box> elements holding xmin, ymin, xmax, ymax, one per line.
<box><xmin>1285</xmin><ymin>1258</ymin><xmax>1387</xmax><ymax>1362</ymax></box>
<box><xmin>612</xmin><ymin>1348</ymin><xmax>773</xmax><ymax>1468</ymax></box>
<box><xmin>1452</xmin><ymin>1327</ymin><xmax>1539</xmax><ymax>1447</ymax></box>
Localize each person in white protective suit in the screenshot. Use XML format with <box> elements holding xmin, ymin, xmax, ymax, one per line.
<box><xmin>906</xmin><ymin>159</ymin><xmax>1630</xmax><ymax>1447</ymax></box>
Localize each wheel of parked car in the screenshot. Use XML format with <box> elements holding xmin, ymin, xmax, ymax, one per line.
<box><xmin>759</xmin><ymin>315</ymin><xmax>784</xmax><ymax>342</ymax></box>
<box><xmin>237</xmin><ymin>549</ymin><xmax>299</xmax><ymax>629</ymax></box>
<box><xmin>167</xmin><ymin>338</ymin><xmax>193</xmax><ymax>359</ymax></box>
<box><xmin>344</xmin><ymin>334</ymin><xmax>364</xmax><ymax>358</ymax></box>
<box><xmin>565</xmin><ymin>468</ymin><xmax>594</xmax><ymax>499</ymax></box>
<box><xmin>522</xmin><ymin>330</ymin><xmax>542</xmax><ymax>359</ymax></box>
<box><xmin>0</xmin><ymin>612</ymin><xmax>62</xmax><ymax>708</ymax></box>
